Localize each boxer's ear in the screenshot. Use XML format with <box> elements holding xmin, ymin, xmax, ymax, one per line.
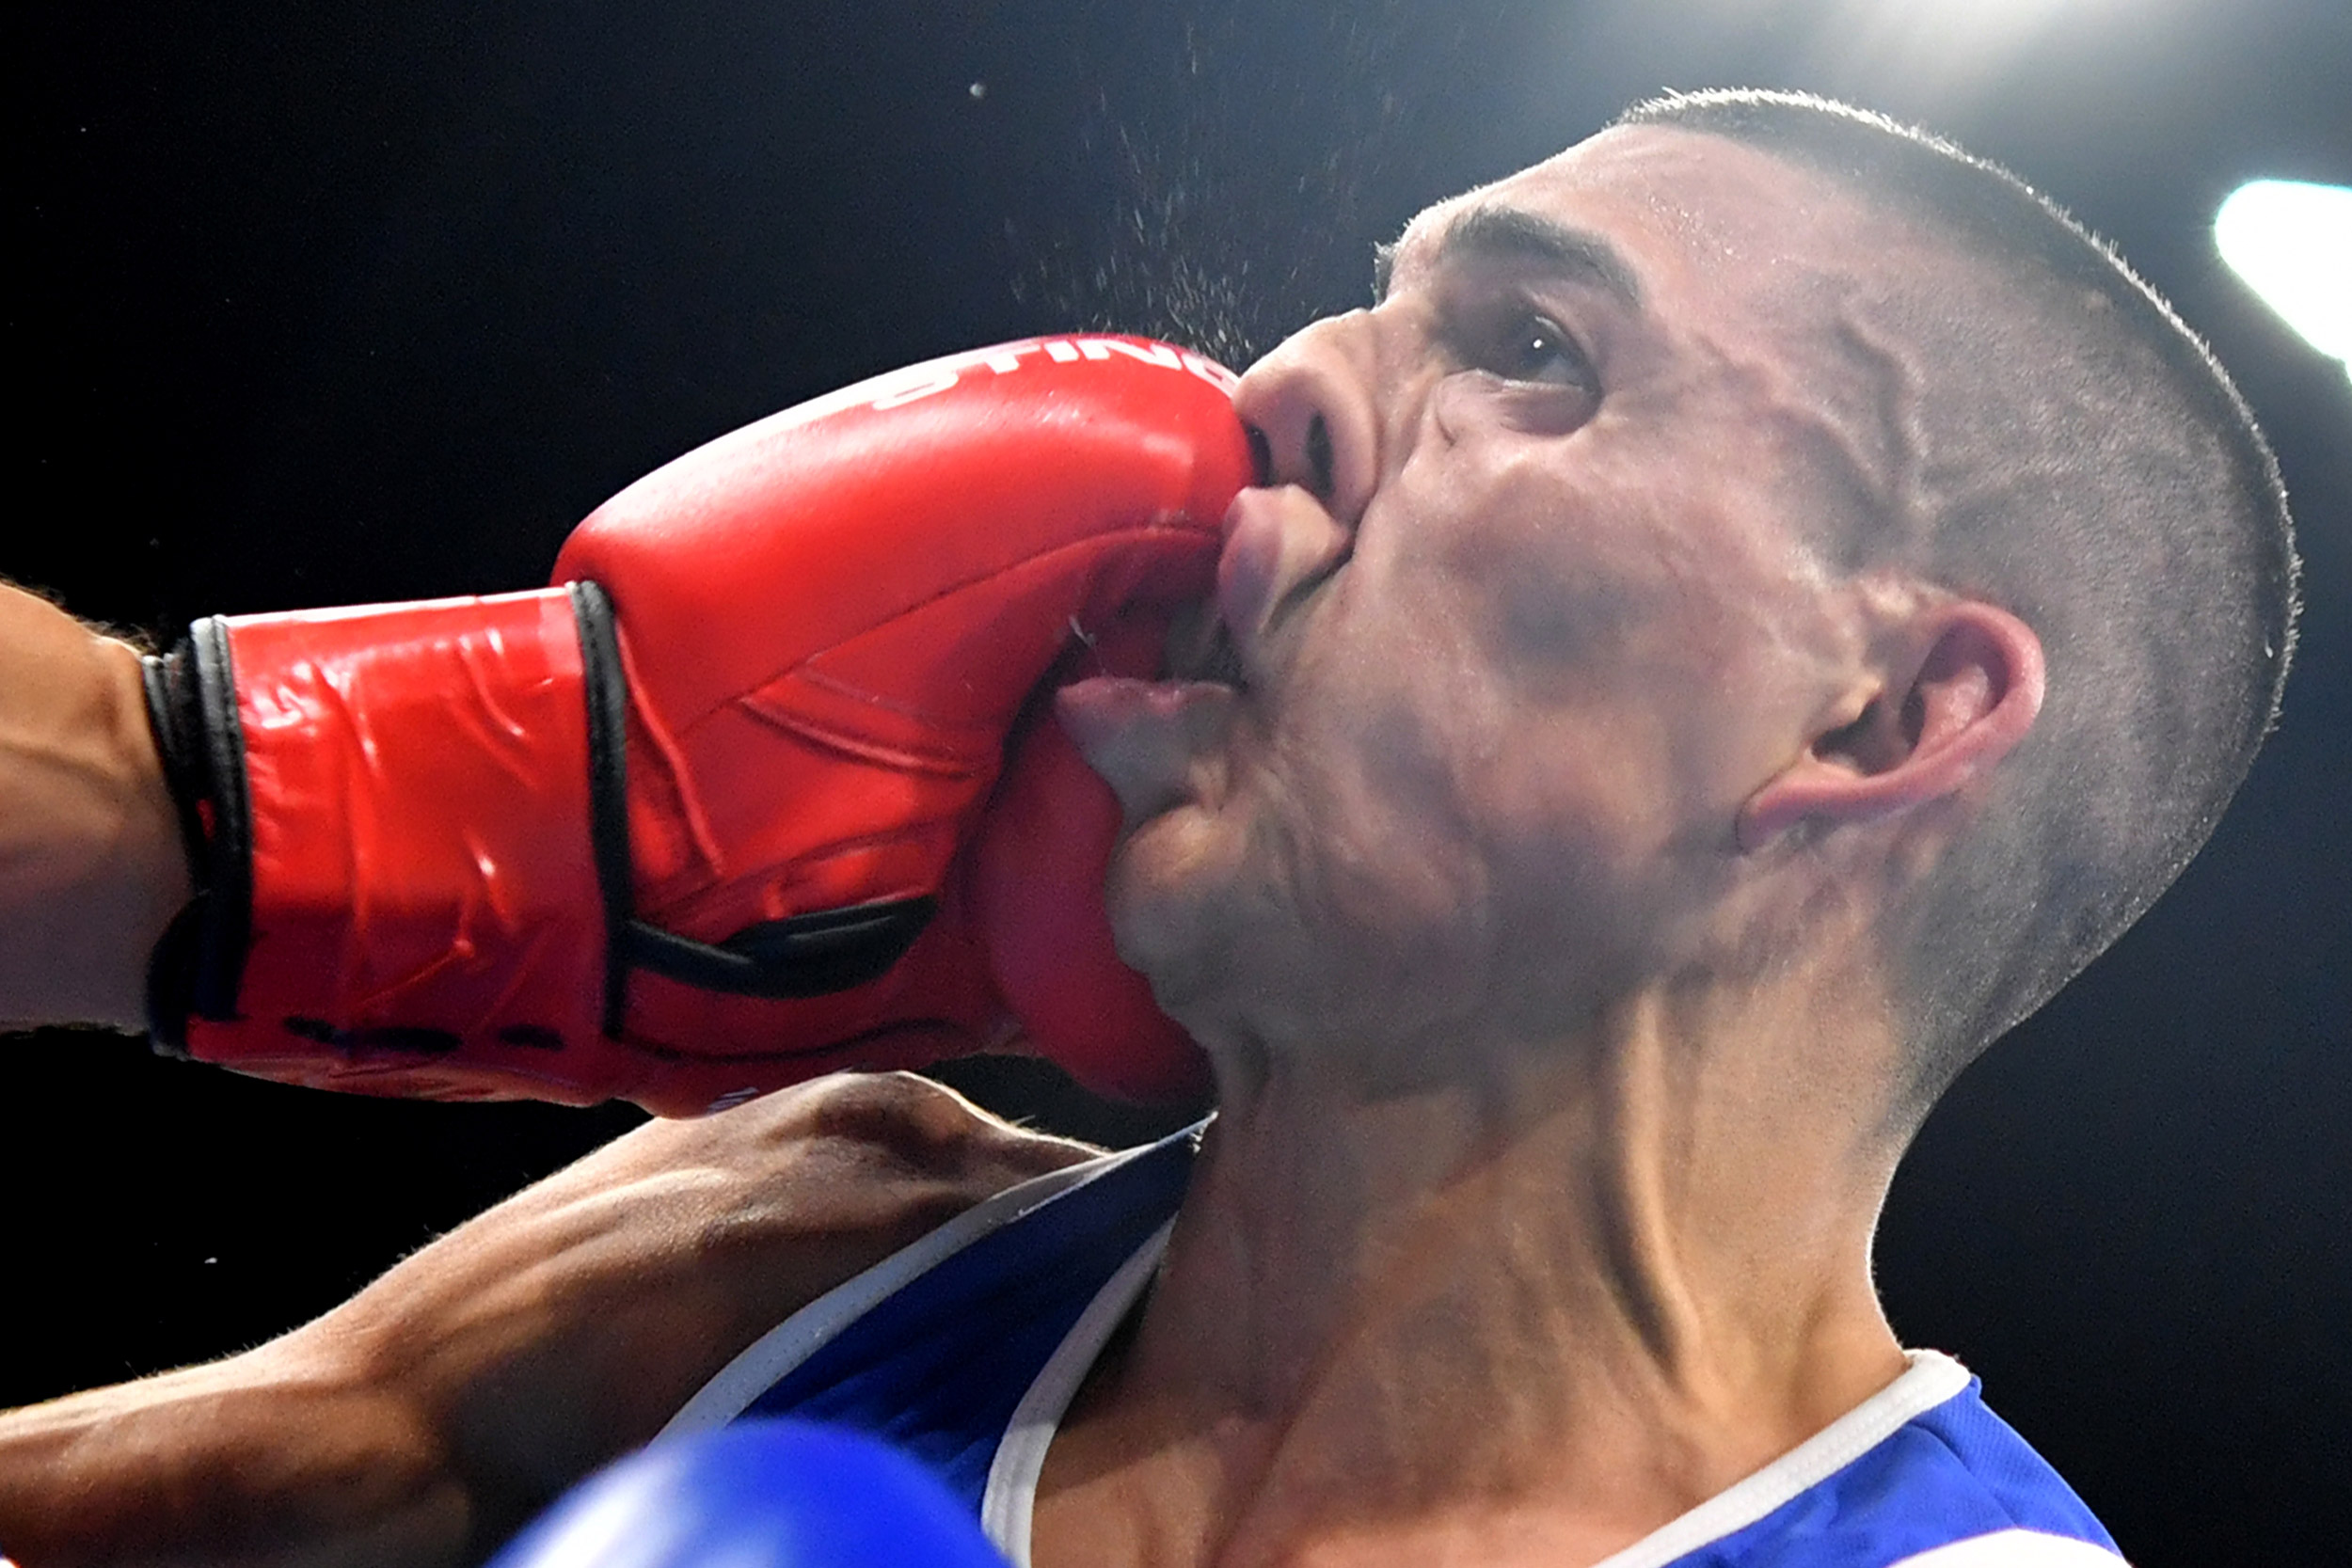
<box><xmin>1738</xmin><ymin>601</ymin><xmax>2044</xmax><ymax>853</ymax></box>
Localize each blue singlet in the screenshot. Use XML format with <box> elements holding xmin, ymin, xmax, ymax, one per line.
<box><xmin>660</xmin><ymin>1122</ymin><xmax>2126</xmax><ymax>1568</ymax></box>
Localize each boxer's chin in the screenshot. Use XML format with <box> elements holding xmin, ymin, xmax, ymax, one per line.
<box><xmin>1097</xmin><ymin>802</ymin><xmax>1252</xmax><ymax>1040</ymax></box>
<box><xmin>1055</xmin><ymin>676</ymin><xmax>1237</xmax><ymax>834</ymax></box>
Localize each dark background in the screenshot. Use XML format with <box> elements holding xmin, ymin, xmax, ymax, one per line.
<box><xmin>10</xmin><ymin>1</ymin><xmax>2348</xmax><ymax>1560</ymax></box>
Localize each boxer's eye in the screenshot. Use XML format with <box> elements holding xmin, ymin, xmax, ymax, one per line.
<box><xmin>1462</xmin><ymin>306</ymin><xmax>1598</xmax><ymax>395</ymax></box>
<box><xmin>1500</xmin><ymin>314</ymin><xmax>1594</xmax><ymax>388</ymax></box>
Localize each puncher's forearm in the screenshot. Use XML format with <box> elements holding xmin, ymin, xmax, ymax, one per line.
<box><xmin>0</xmin><ymin>580</ymin><xmax>190</xmax><ymax>1033</ymax></box>
<box><xmin>0</xmin><ymin>1075</ymin><xmax>1087</xmax><ymax>1566</ymax></box>
<box><xmin>0</xmin><ymin>1334</ymin><xmax>469</xmax><ymax>1568</ymax></box>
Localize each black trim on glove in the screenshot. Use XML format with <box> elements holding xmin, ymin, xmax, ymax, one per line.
<box><xmin>140</xmin><ymin>619</ymin><xmax>254</xmax><ymax>1054</ymax></box>
<box><xmin>568</xmin><ymin>579</ymin><xmax>936</xmax><ymax>1037</ymax></box>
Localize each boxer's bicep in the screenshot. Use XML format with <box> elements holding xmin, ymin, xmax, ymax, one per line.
<box><xmin>0</xmin><ymin>1071</ymin><xmax>1093</xmax><ymax>1568</ymax></box>
<box><xmin>0</xmin><ymin>579</ymin><xmax>189</xmax><ymax>1032</ymax></box>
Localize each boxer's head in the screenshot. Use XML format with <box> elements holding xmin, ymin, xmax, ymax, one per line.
<box><xmin>1080</xmin><ymin>92</ymin><xmax>2295</xmax><ymax>1114</ymax></box>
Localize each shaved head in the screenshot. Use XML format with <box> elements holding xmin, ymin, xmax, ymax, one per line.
<box><xmin>1614</xmin><ymin>90</ymin><xmax>2298</xmax><ymax>1105</ymax></box>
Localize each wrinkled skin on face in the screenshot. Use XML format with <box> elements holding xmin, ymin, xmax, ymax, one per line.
<box><xmin>1062</xmin><ymin>128</ymin><xmax>1946</xmax><ymax>1084</ymax></box>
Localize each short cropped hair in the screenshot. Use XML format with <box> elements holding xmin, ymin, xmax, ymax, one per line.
<box><xmin>1613</xmin><ymin>90</ymin><xmax>2299</xmax><ymax>1108</ymax></box>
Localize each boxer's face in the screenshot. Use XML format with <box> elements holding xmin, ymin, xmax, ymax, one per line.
<box><xmin>1063</xmin><ymin>127</ymin><xmax>1915</xmax><ymax>1069</ymax></box>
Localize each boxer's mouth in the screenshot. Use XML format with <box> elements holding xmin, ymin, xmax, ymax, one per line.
<box><xmin>1058</xmin><ymin>610</ymin><xmax>1244</xmax><ymax>827</ymax></box>
<box><xmin>1195</xmin><ymin>619</ymin><xmax>1248</xmax><ymax>691</ymax></box>
<box><xmin>1167</xmin><ymin>598</ymin><xmax>1248</xmax><ymax>693</ymax></box>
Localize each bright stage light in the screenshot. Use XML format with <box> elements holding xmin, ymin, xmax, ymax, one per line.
<box><xmin>2216</xmin><ymin>180</ymin><xmax>2352</xmax><ymax>370</ymax></box>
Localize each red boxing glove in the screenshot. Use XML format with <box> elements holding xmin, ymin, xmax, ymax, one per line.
<box><xmin>144</xmin><ymin>336</ymin><xmax>1251</xmax><ymax>1114</ymax></box>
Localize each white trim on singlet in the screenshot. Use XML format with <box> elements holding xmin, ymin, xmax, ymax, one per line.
<box><xmin>654</xmin><ymin>1142</ymin><xmax>1161</xmax><ymax>1442</ymax></box>
<box><xmin>1587</xmin><ymin>1350</ymin><xmax>1977</xmax><ymax>1568</ymax></box>
<box><xmin>658</xmin><ymin>1152</ymin><xmax>2074</xmax><ymax>1568</ymax></box>
<box><xmin>978</xmin><ymin>1218</ymin><xmax>1177</xmax><ymax>1567</ymax></box>
<box><xmin>1888</xmin><ymin>1530</ymin><xmax>2126</xmax><ymax>1567</ymax></box>
<box><xmin>984</xmin><ymin>1341</ymin><xmax>1978</xmax><ymax>1568</ymax></box>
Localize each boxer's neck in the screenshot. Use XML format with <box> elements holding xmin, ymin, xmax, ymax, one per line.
<box><xmin>1035</xmin><ymin>969</ymin><xmax>1910</xmax><ymax>1567</ymax></box>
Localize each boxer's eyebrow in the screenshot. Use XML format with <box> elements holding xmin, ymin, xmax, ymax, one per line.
<box><xmin>1378</xmin><ymin>205</ymin><xmax>1644</xmax><ymax>310</ymax></box>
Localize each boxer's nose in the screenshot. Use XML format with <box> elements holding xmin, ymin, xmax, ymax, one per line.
<box><xmin>1233</xmin><ymin>311</ymin><xmax>1381</xmax><ymax>534</ymax></box>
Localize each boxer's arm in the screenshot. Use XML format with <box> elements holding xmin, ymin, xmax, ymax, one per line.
<box><xmin>0</xmin><ymin>580</ymin><xmax>190</xmax><ymax>1032</ymax></box>
<box><xmin>0</xmin><ymin>1071</ymin><xmax>1096</xmax><ymax>1568</ymax></box>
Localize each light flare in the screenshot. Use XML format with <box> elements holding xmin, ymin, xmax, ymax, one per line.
<box><xmin>2216</xmin><ymin>179</ymin><xmax>2352</xmax><ymax>372</ymax></box>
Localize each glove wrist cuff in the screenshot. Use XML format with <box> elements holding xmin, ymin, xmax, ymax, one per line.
<box><xmin>141</xmin><ymin>617</ymin><xmax>253</xmax><ymax>1053</ymax></box>
<box><xmin>152</xmin><ymin>588</ymin><xmax>621</xmax><ymax>1101</ymax></box>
